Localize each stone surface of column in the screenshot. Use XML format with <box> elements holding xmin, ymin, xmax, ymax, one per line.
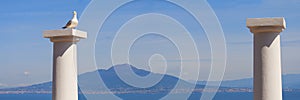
<box><xmin>247</xmin><ymin>18</ymin><xmax>286</xmax><ymax>100</ymax></box>
<box><xmin>44</xmin><ymin>29</ymin><xmax>87</xmax><ymax>100</ymax></box>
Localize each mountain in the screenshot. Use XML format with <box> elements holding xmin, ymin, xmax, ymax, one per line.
<box><xmin>79</xmin><ymin>64</ymin><xmax>205</xmax><ymax>99</ymax></box>
<box><xmin>0</xmin><ymin>82</ymin><xmax>52</xmax><ymax>92</ymax></box>
<box><xmin>2</xmin><ymin>64</ymin><xmax>299</xmax><ymax>99</ymax></box>
<box><xmin>79</xmin><ymin>64</ymin><xmax>202</xmax><ymax>89</ymax></box>
<box><xmin>197</xmin><ymin>74</ymin><xmax>300</xmax><ymax>89</ymax></box>
<box><xmin>0</xmin><ymin>64</ymin><xmax>209</xmax><ymax>99</ymax></box>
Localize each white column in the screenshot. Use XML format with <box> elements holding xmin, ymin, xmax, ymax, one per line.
<box><xmin>247</xmin><ymin>18</ymin><xmax>286</xmax><ymax>100</ymax></box>
<box><xmin>44</xmin><ymin>29</ymin><xmax>87</xmax><ymax>100</ymax></box>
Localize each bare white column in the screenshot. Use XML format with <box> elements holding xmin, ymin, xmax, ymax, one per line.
<box><xmin>247</xmin><ymin>18</ymin><xmax>286</xmax><ymax>100</ymax></box>
<box><xmin>44</xmin><ymin>29</ymin><xmax>87</xmax><ymax>100</ymax></box>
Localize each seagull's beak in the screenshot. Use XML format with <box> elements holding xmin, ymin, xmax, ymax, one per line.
<box><xmin>73</xmin><ymin>11</ymin><xmax>77</xmax><ymax>15</ymax></box>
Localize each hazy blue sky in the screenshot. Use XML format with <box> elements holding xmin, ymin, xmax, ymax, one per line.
<box><xmin>0</xmin><ymin>0</ymin><xmax>300</xmax><ymax>87</ymax></box>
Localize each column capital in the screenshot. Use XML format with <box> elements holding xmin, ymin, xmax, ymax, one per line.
<box><xmin>247</xmin><ymin>17</ymin><xmax>286</xmax><ymax>34</ymax></box>
<box><xmin>43</xmin><ymin>29</ymin><xmax>87</xmax><ymax>42</ymax></box>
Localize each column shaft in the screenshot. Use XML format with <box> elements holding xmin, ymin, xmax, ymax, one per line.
<box><xmin>53</xmin><ymin>42</ymin><xmax>78</xmax><ymax>100</ymax></box>
<box><xmin>254</xmin><ymin>33</ymin><xmax>282</xmax><ymax>100</ymax></box>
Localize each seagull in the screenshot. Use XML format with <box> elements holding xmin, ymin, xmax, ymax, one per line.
<box><xmin>62</xmin><ymin>11</ymin><xmax>78</xmax><ymax>29</ymax></box>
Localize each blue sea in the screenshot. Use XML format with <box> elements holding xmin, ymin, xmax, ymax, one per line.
<box><xmin>0</xmin><ymin>92</ymin><xmax>299</xmax><ymax>100</ymax></box>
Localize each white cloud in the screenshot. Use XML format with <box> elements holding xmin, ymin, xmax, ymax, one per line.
<box><xmin>24</xmin><ymin>71</ymin><xmax>30</xmax><ymax>76</ymax></box>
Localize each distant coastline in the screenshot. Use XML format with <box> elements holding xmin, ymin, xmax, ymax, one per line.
<box><xmin>1</xmin><ymin>88</ymin><xmax>300</xmax><ymax>95</ymax></box>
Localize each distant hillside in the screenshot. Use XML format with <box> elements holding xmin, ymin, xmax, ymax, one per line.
<box><xmin>0</xmin><ymin>64</ymin><xmax>208</xmax><ymax>96</ymax></box>
<box><xmin>0</xmin><ymin>64</ymin><xmax>213</xmax><ymax>99</ymax></box>
<box><xmin>2</xmin><ymin>64</ymin><xmax>299</xmax><ymax>99</ymax></box>
<box><xmin>197</xmin><ymin>74</ymin><xmax>300</xmax><ymax>89</ymax></box>
<box><xmin>79</xmin><ymin>64</ymin><xmax>206</xmax><ymax>99</ymax></box>
<box><xmin>2</xmin><ymin>64</ymin><xmax>300</xmax><ymax>94</ymax></box>
<box><xmin>78</xmin><ymin>64</ymin><xmax>202</xmax><ymax>91</ymax></box>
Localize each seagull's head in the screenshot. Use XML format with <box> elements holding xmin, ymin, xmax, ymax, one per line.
<box><xmin>73</xmin><ymin>11</ymin><xmax>77</xmax><ymax>15</ymax></box>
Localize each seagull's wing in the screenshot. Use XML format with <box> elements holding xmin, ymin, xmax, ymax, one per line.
<box><xmin>62</xmin><ymin>20</ymin><xmax>72</xmax><ymax>29</ymax></box>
